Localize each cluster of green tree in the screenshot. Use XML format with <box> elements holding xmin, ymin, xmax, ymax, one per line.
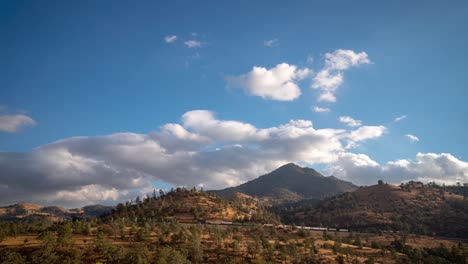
<box><xmin>112</xmin><ymin>187</ymin><xmax>209</xmax><ymax>219</ymax></box>
<box><xmin>389</xmin><ymin>237</ymin><xmax>467</xmax><ymax>264</ymax></box>
<box><xmin>0</xmin><ymin>221</ymin><xmax>50</xmax><ymax>242</ymax></box>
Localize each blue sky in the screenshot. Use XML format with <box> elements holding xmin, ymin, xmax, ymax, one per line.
<box><xmin>1</xmin><ymin>1</ymin><xmax>467</xmax><ymax>206</ymax></box>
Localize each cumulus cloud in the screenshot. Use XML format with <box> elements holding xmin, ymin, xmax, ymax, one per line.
<box><xmin>405</xmin><ymin>134</ymin><xmax>419</xmax><ymax>143</ymax></box>
<box><xmin>324</xmin><ymin>49</ymin><xmax>371</xmax><ymax>71</ymax></box>
<box><xmin>227</xmin><ymin>63</ymin><xmax>312</xmax><ymax>101</ymax></box>
<box><xmin>339</xmin><ymin>116</ymin><xmax>362</xmax><ymax>127</ymax></box>
<box><xmin>264</xmin><ymin>38</ymin><xmax>279</xmax><ymax>47</ymax></box>
<box><xmin>164</xmin><ymin>35</ymin><xmax>177</xmax><ymax>43</ymax></box>
<box><xmin>312</xmin><ymin>106</ymin><xmax>330</xmax><ymax>113</ymax></box>
<box><xmin>0</xmin><ymin>114</ymin><xmax>36</xmax><ymax>133</ymax></box>
<box><xmin>329</xmin><ymin>152</ymin><xmax>468</xmax><ymax>185</ymax></box>
<box><xmin>184</xmin><ymin>40</ymin><xmax>202</xmax><ymax>48</ymax></box>
<box><xmin>345</xmin><ymin>126</ymin><xmax>387</xmax><ymax>148</ymax></box>
<box><xmin>394</xmin><ymin>115</ymin><xmax>407</xmax><ymax>122</ymax></box>
<box><xmin>312</xmin><ymin>49</ymin><xmax>370</xmax><ymax>103</ymax></box>
<box><xmin>0</xmin><ymin>110</ymin><xmax>389</xmax><ymax>207</ymax></box>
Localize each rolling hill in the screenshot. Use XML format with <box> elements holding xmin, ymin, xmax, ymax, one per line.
<box><xmin>111</xmin><ymin>187</ymin><xmax>280</xmax><ymax>223</ymax></box>
<box><xmin>280</xmin><ymin>181</ymin><xmax>468</xmax><ymax>238</ymax></box>
<box><xmin>0</xmin><ymin>203</ymin><xmax>113</xmax><ymax>223</ymax></box>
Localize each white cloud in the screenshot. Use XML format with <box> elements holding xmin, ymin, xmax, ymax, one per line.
<box><xmin>312</xmin><ymin>106</ymin><xmax>330</xmax><ymax>113</ymax></box>
<box><xmin>181</xmin><ymin>110</ymin><xmax>261</xmax><ymax>141</ymax></box>
<box><xmin>324</xmin><ymin>49</ymin><xmax>371</xmax><ymax>71</ymax></box>
<box><xmin>339</xmin><ymin>116</ymin><xmax>362</xmax><ymax>127</ymax></box>
<box><xmin>312</xmin><ymin>49</ymin><xmax>370</xmax><ymax>103</ymax></box>
<box><xmin>394</xmin><ymin>115</ymin><xmax>407</xmax><ymax>122</ymax></box>
<box><xmin>227</xmin><ymin>63</ymin><xmax>312</xmax><ymax>101</ymax></box>
<box><xmin>312</xmin><ymin>70</ymin><xmax>343</xmax><ymax>95</ymax></box>
<box><xmin>405</xmin><ymin>134</ymin><xmax>419</xmax><ymax>143</ymax></box>
<box><xmin>264</xmin><ymin>38</ymin><xmax>279</xmax><ymax>47</ymax></box>
<box><xmin>0</xmin><ymin>114</ymin><xmax>36</xmax><ymax>133</ymax></box>
<box><xmin>184</xmin><ymin>40</ymin><xmax>202</xmax><ymax>48</ymax></box>
<box><xmin>329</xmin><ymin>152</ymin><xmax>468</xmax><ymax>185</ymax></box>
<box><xmin>318</xmin><ymin>92</ymin><xmax>337</xmax><ymax>103</ymax></box>
<box><xmin>0</xmin><ymin>110</ymin><xmax>390</xmax><ymax>207</ymax></box>
<box><xmin>345</xmin><ymin>126</ymin><xmax>387</xmax><ymax>148</ymax></box>
<box><xmin>164</xmin><ymin>35</ymin><xmax>177</xmax><ymax>43</ymax></box>
<box><xmin>54</xmin><ymin>185</ymin><xmax>122</xmax><ymax>204</ymax></box>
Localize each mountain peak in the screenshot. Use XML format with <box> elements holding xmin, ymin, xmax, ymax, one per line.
<box><xmin>214</xmin><ymin>163</ymin><xmax>357</xmax><ymax>203</ymax></box>
<box><xmin>272</xmin><ymin>163</ymin><xmax>303</xmax><ymax>173</ymax></box>
<box><xmin>279</xmin><ymin>162</ymin><xmax>301</xmax><ymax>169</ymax></box>
<box><xmin>271</xmin><ymin>163</ymin><xmax>323</xmax><ymax>178</ymax></box>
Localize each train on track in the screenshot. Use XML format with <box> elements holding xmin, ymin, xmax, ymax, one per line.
<box><xmin>193</xmin><ymin>219</ymin><xmax>349</xmax><ymax>232</ymax></box>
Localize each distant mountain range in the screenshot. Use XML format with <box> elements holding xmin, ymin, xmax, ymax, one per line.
<box><xmin>213</xmin><ymin>163</ymin><xmax>357</xmax><ymax>204</ymax></box>
<box><xmin>0</xmin><ymin>203</ymin><xmax>113</xmax><ymax>223</ymax></box>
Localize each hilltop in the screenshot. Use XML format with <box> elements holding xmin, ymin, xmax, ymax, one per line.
<box><xmin>111</xmin><ymin>187</ymin><xmax>279</xmax><ymax>224</ymax></box>
<box><xmin>280</xmin><ymin>181</ymin><xmax>468</xmax><ymax>238</ymax></box>
<box><xmin>213</xmin><ymin>163</ymin><xmax>357</xmax><ymax>204</ymax></box>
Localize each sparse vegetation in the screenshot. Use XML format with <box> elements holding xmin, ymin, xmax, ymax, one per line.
<box><xmin>1</xmin><ymin>184</ymin><xmax>467</xmax><ymax>263</ymax></box>
<box><xmin>276</xmin><ymin>182</ymin><xmax>468</xmax><ymax>238</ymax></box>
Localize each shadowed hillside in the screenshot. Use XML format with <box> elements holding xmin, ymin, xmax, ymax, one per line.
<box><xmin>279</xmin><ymin>181</ymin><xmax>468</xmax><ymax>238</ymax></box>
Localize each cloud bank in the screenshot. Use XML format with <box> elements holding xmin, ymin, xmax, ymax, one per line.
<box><xmin>0</xmin><ymin>110</ymin><xmax>465</xmax><ymax>207</ymax></box>
<box><xmin>0</xmin><ymin>110</ymin><xmax>382</xmax><ymax>207</ymax></box>
<box><xmin>329</xmin><ymin>152</ymin><xmax>468</xmax><ymax>185</ymax></box>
